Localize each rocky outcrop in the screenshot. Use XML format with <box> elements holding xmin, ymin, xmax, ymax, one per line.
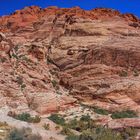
<box><xmin>0</xmin><ymin>6</ymin><xmax>139</xmax><ymax>33</ymax></box>
<box><xmin>108</xmin><ymin>118</ymin><xmax>140</xmax><ymax>129</ymax></box>
<box><xmin>0</xmin><ymin>5</ymin><xmax>140</xmax><ymax>123</ymax></box>
<box><xmin>0</xmin><ymin>34</ymin><xmax>76</xmax><ymax>114</ymax></box>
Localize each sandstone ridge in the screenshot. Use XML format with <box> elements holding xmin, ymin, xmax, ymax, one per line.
<box><xmin>0</xmin><ymin>6</ymin><xmax>140</xmax><ymax>140</ymax></box>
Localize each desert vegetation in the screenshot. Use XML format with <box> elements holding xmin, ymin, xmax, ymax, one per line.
<box><xmin>14</xmin><ymin>113</ymin><xmax>41</xmax><ymax>123</ymax></box>
<box><xmin>111</xmin><ymin>110</ymin><xmax>138</xmax><ymax>119</ymax></box>
<box><xmin>5</xmin><ymin>127</ymin><xmax>42</xmax><ymax>140</ymax></box>
<box><xmin>48</xmin><ymin>114</ymin><xmax>65</xmax><ymax>126</ymax></box>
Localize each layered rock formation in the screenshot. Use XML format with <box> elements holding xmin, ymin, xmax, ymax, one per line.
<box><xmin>0</xmin><ymin>6</ymin><xmax>140</xmax><ymax>139</ymax></box>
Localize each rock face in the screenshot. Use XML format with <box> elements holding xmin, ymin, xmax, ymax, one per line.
<box><xmin>0</xmin><ymin>6</ymin><xmax>140</xmax><ymax>118</ymax></box>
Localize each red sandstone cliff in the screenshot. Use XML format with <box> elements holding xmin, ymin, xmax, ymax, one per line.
<box><xmin>0</xmin><ymin>6</ymin><xmax>140</xmax><ymax>140</ymax></box>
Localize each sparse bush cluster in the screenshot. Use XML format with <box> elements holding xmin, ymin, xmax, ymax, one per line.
<box><xmin>93</xmin><ymin>107</ymin><xmax>110</xmax><ymax>115</ymax></box>
<box><xmin>65</xmin><ymin>118</ymin><xmax>137</xmax><ymax>140</ymax></box>
<box><xmin>61</xmin><ymin>126</ymin><xmax>74</xmax><ymax>136</ymax></box>
<box><xmin>6</xmin><ymin>127</ymin><xmax>42</xmax><ymax>140</ymax></box>
<box><xmin>80</xmin><ymin>104</ymin><xmax>138</xmax><ymax>119</ymax></box>
<box><xmin>48</xmin><ymin>114</ymin><xmax>65</xmax><ymax>125</ymax></box>
<box><xmin>65</xmin><ymin>118</ymin><xmax>123</xmax><ymax>140</ymax></box>
<box><xmin>66</xmin><ymin>135</ymin><xmax>79</xmax><ymax>140</ymax></box>
<box><xmin>14</xmin><ymin>113</ymin><xmax>41</xmax><ymax>123</ymax></box>
<box><xmin>48</xmin><ymin>107</ymin><xmax>137</xmax><ymax>140</ymax></box>
<box><xmin>111</xmin><ymin>110</ymin><xmax>138</xmax><ymax>119</ymax></box>
<box><xmin>80</xmin><ymin>104</ymin><xmax>110</xmax><ymax>115</ymax></box>
<box><xmin>80</xmin><ymin>115</ymin><xmax>91</xmax><ymax>122</ymax></box>
<box><xmin>48</xmin><ymin>111</ymin><xmax>137</xmax><ymax>140</ymax></box>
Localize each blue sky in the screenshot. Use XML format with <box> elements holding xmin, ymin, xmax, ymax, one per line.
<box><xmin>0</xmin><ymin>0</ymin><xmax>140</xmax><ymax>18</ymax></box>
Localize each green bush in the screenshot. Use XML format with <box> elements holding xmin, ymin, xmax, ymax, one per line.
<box><xmin>93</xmin><ymin>107</ymin><xmax>110</xmax><ymax>115</ymax></box>
<box><xmin>67</xmin><ymin>119</ymin><xmax>94</xmax><ymax>132</ymax></box>
<box><xmin>121</xmin><ymin>127</ymin><xmax>137</xmax><ymax>139</ymax></box>
<box><xmin>111</xmin><ymin>110</ymin><xmax>138</xmax><ymax>119</ymax></box>
<box><xmin>61</xmin><ymin>126</ymin><xmax>74</xmax><ymax>136</ymax></box>
<box><xmin>65</xmin><ymin>127</ymin><xmax>123</xmax><ymax>140</ymax></box>
<box><xmin>64</xmin><ymin>118</ymin><xmax>137</xmax><ymax>140</ymax></box>
<box><xmin>48</xmin><ymin>114</ymin><xmax>65</xmax><ymax>125</ymax></box>
<box><xmin>80</xmin><ymin>127</ymin><xmax>123</xmax><ymax>140</ymax></box>
<box><xmin>66</xmin><ymin>135</ymin><xmax>80</xmax><ymax>140</ymax></box>
<box><xmin>80</xmin><ymin>115</ymin><xmax>90</xmax><ymax>122</ymax></box>
<box><xmin>14</xmin><ymin>113</ymin><xmax>41</xmax><ymax>123</ymax></box>
<box><xmin>6</xmin><ymin>127</ymin><xmax>42</xmax><ymax>140</ymax></box>
<box><xmin>15</xmin><ymin>113</ymin><xmax>31</xmax><ymax>122</ymax></box>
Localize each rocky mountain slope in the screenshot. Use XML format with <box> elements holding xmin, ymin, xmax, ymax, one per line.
<box><xmin>0</xmin><ymin>6</ymin><xmax>140</xmax><ymax>140</ymax></box>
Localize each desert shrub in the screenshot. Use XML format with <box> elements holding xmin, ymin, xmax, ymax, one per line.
<box><xmin>66</xmin><ymin>119</ymin><xmax>79</xmax><ymax>130</ymax></box>
<box><xmin>51</xmin><ymin>80</ymin><xmax>57</xmax><ymax>88</ymax></box>
<box><xmin>65</xmin><ymin>127</ymin><xmax>123</xmax><ymax>140</ymax></box>
<box><xmin>61</xmin><ymin>126</ymin><xmax>74</xmax><ymax>136</ymax></box>
<box><xmin>43</xmin><ymin>123</ymin><xmax>50</xmax><ymax>130</ymax></box>
<box><xmin>65</xmin><ymin>119</ymin><xmax>136</xmax><ymax>140</ymax></box>
<box><xmin>121</xmin><ymin>127</ymin><xmax>137</xmax><ymax>139</ymax></box>
<box><xmin>119</xmin><ymin>70</ymin><xmax>128</xmax><ymax>77</ymax></box>
<box><xmin>0</xmin><ymin>58</ymin><xmax>7</xmax><ymax>63</ymax></box>
<box><xmin>80</xmin><ymin>127</ymin><xmax>123</xmax><ymax>140</ymax></box>
<box><xmin>111</xmin><ymin>110</ymin><xmax>137</xmax><ymax>119</ymax></box>
<box><xmin>80</xmin><ymin>115</ymin><xmax>90</xmax><ymax>122</ymax></box>
<box><xmin>21</xmin><ymin>84</ymin><xmax>26</xmax><ymax>90</ymax></box>
<box><xmin>93</xmin><ymin>107</ymin><xmax>110</xmax><ymax>115</ymax></box>
<box><xmin>30</xmin><ymin>115</ymin><xmax>41</xmax><ymax>123</ymax></box>
<box><xmin>14</xmin><ymin>113</ymin><xmax>41</xmax><ymax>123</ymax></box>
<box><xmin>65</xmin><ymin>126</ymin><xmax>137</xmax><ymax>140</ymax></box>
<box><xmin>15</xmin><ymin>113</ymin><xmax>31</xmax><ymax>122</ymax></box>
<box><xmin>48</xmin><ymin>114</ymin><xmax>65</xmax><ymax>125</ymax></box>
<box><xmin>55</xmin><ymin>125</ymin><xmax>60</xmax><ymax>130</ymax></box>
<box><xmin>80</xmin><ymin>104</ymin><xmax>110</xmax><ymax>115</ymax></box>
<box><xmin>67</xmin><ymin>119</ymin><xmax>94</xmax><ymax>132</ymax></box>
<box><xmin>133</xmin><ymin>69</ymin><xmax>139</xmax><ymax>76</ymax></box>
<box><xmin>6</xmin><ymin>127</ymin><xmax>42</xmax><ymax>140</ymax></box>
<box><xmin>66</xmin><ymin>135</ymin><xmax>80</xmax><ymax>140</ymax></box>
